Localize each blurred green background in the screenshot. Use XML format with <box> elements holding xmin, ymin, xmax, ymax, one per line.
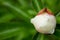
<box><xmin>0</xmin><ymin>0</ymin><xmax>36</xmax><ymax>40</ymax></box>
<box><xmin>0</xmin><ymin>0</ymin><xmax>60</xmax><ymax>40</ymax></box>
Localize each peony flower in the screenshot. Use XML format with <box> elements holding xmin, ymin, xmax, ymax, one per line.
<box><xmin>31</xmin><ymin>8</ymin><xmax>56</xmax><ymax>34</ymax></box>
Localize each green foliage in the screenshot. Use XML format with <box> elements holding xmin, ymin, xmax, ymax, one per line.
<box><xmin>0</xmin><ymin>0</ymin><xmax>60</xmax><ymax>40</ymax></box>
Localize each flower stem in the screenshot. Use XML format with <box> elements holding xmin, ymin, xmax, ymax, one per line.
<box><xmin>36</xmin><ymin>33</ymin><xmax>44</xmax><ymax>40</ymax></box>
<box><xmin>40</xmin><ymin>34</ymin><xmax>44</xmax><ymax>40</ymax></box>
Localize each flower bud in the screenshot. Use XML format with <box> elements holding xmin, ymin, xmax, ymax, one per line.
<box><xmin>31</xmin><ymin>8</ymin><xmax>56</xmax><ymax>34</ymax></box>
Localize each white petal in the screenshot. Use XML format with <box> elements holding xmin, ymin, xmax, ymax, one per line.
<box><xmin>30</xmin><ymin>13</ymin><xmax>56</xmax><ymax>34</ymax></box>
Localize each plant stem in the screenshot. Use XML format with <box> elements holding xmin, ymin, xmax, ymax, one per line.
<box><xmin>32</xmin><ymin>32</ymin><xmax>39</xmax><ymax>40</ymax></box>
<box><xmin>40</xmin><ymin>34</ymin><xmax>44</xmax><ymax>40</ymax></box>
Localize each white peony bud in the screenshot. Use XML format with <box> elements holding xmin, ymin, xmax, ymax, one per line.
<box><xmin>31</xmin><ymin>8</ymin><xmax>56</xmax><ymax>34</ymax></box>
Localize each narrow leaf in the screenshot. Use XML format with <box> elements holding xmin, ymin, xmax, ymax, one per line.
<box><xmin>0</xmin><ymin>14</ymin><xmax>15</xmax><ymax>23</ymax></box>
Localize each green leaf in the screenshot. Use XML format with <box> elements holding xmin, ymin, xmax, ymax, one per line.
<box><xmin>0</xmin><ymin>14</ymin><xmax>15</xmax><ymax>23</ymax></box>
<box><xmin>0</xmin><ymin>21</ymin><xmax>36</xmax><ymax>40</ymax></box>
<box><xmin>27</xmin><ymin>10</ymin><xmax>37</xmax><ymax>17</ymax></box>
<box><xmin>0</xmin><ymin>28</ymin><xmax>20</xmax><ymax>40</ymax></box>
<box><xmin>32</xmin><ymin>0</ymin><xmax>42</xmax><ymax>12</ymax></box>
<box><xmin>1</xmin><ymin>1</ymin><xmax>31</xmax><ymax>22</ymax></box>
<box><xmin>56</xmin><ymin>16</ymin><xmax>60</xmax><ymax>24</ymax></box>
<box><xmin>45</xmin><ymin>0</ymin><xmax>60</xmax><ymax>14</ymax></box>
<box><xmin>56</xmin><ymin>12</ymin><xmax>60</xmax><ymax>17</ymax></box>
<box><xmin>54</xmin><ymin>29</ymin><xmax>60</xmax><ymax>39</ymax></box>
